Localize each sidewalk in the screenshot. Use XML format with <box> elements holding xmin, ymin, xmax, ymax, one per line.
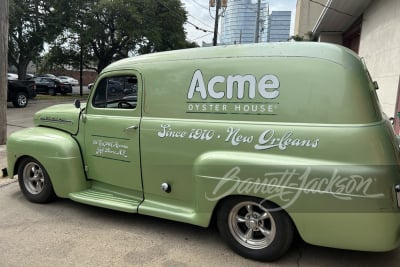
<box><xmin>0</xmin><ymin>143</ymin><xmax>16</xmax><ymax>186</ymax></box>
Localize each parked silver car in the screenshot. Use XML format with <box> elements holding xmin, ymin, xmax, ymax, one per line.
<box><xmin>58</xmin><ymin>76</ymin><xmax>79</xmax><ymax>86</ymax></box>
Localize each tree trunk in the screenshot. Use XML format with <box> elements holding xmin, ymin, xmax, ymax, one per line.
<box><xmin>17</xmin><ymin>58</ymin><xmax>30</xmax><ymax>80</ymax></box>
<box><xmin>0</xmin><ymin>0</ymin><xmax>9</xmax><ymax>144</ymax></box>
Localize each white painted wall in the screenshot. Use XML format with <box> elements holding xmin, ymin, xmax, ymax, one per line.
<box><xmin>359</xmin><ymin>0</ymin><xmax>400</xmax><ymax>117</ymax></box>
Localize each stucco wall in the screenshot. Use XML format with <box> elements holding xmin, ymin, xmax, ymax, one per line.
<box><xmin>294</xmin><ymin>0</ymin><xmax>327</xmax><ymax>38</ymax></box>
<box><xmin>359</xmin><ymin>0</ymin><xmax>400</xmax><ymax>117</ymax></box>
<box><xmin>319</xmin><ymin>33</ymin><xmax>343</xmax><ymax>44</ymax></box>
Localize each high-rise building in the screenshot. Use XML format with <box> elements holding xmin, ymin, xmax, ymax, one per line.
<box><xmin>268</xmin><ymin>11</ymin><xmax>292</xmax><ymax>42</ymax></box>
<box><xmin>220</xmin><ymin>1</ymin><xmax>291</xmax><ymax>44</ymax></box>
<box><xmin>220</xmin><ymin>0</ymin><xmax>269</xmax><ymax>45</ymax></box>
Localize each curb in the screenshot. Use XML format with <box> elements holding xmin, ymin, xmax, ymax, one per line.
<box><xmin>0</xmin><ymin>145</ymin><xmax>8</xmax><ymax>180</ymax></box>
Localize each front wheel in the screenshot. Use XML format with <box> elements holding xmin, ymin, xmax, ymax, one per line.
<box><xmin>217</xmin><ymin>197</ymin><xmax>294</xmax><ymax>261</ymax></box>
<box><xmin>18</xmin><ymin>157</ymin><xmax>56</xmax><ymax>203</ymax></box>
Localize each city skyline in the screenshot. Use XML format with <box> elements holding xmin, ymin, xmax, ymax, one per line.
<box><xmin>181</xmin><ymin>0</ymin><xmax>296</xmax><ymax>45</ymax></box>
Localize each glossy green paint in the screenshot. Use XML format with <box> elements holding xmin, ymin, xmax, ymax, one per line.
<box><xmin>6</xmin><ymin>42</ymin><xmax>400</xmax><ymax>252</ymax></box>
<box><xmin>78</xmin><ymin>69</ymin><xmax>144</xmax><ymax>206</ymax></box>
<box><xmin>7</xmin><ymin>127</ymin><xmax>88</xmax><ymax>197</ymax></box>
<box><xmin>34</xmin><ymin>103</ymin><xmax>82</xmax><ymax>134</ymax></box>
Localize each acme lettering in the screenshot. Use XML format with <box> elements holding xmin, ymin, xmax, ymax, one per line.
<box><xmin>187</xmin><ymin>70</ymin><xmax>280</xmax><ymax>100</ymax></box>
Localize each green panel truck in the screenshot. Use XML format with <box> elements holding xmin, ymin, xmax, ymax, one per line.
<box><xmin>7</xmin><ymin>42</ymin><xmax>400</xmax><ymax>261</ymax></box>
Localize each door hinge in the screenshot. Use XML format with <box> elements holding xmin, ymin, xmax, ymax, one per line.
<box><xmin>84</xmin><ymin>165</ymin><xmax>89</xmax><ymax>172</ymax></box>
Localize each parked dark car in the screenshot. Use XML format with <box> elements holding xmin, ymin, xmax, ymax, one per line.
<box><xmin>7</xmin><ymin>79</ymin><xmax>36</xmax><ymax>108</ymax></box>
<box><xmin>32</xmin><ymin>77</ymin><xmax>73</xmax><ymax>95</ymax></box>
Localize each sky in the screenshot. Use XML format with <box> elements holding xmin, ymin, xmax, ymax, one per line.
<box><xmin>181</xmin><ymin>0</ymin><xmax>297</xmax><ymax>45</ymax></box>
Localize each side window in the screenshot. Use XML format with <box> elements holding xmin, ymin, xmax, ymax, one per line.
<box><xmin>92</xmin><ymin>75</ymin><xmax>138</xmax><ymax>109</ymax></box>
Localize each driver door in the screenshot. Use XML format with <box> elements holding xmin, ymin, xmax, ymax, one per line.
<box><xmin>83</xmin><ymin>71</ymin><xmax>142</xmax><ymax>198</ymax></box>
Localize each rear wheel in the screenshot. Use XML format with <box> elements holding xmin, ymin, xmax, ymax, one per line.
<box><xmin>12</xmin><ymin>91</ymin><xmax>28</xmax><ymax>108</ymax></box>
<box><xmin>18</xmin><ymin>157</ymin><xmax>56</xmax><ymax>203</ymax></box>
<box><xmin>217</xmin><ymin>197</ymin><xmax>294</xmax><ymax>261</ymax></box>
<box><xmin>48</xmin><ymin>88</ymin><xmax>56</xmax><ymax>96</ymax></box>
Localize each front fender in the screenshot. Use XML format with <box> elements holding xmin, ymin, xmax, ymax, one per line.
<box><xmin>7</xmin><ymin>127</ymin><xmax>89</xmax><ymax>197</ymax></box>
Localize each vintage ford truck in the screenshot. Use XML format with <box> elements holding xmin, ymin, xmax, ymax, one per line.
<box><xmin>6</xmin><ymin>42</ymin><xmax>400</xmax><ymax>261</ymax></box>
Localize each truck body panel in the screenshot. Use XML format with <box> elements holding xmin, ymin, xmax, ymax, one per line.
<box><xmin>7</xmin><ymin>42</ymin><xmax>400</xmax><ymax>257</ymax></box>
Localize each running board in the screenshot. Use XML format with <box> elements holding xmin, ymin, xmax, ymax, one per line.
<box><xmin>69</xmin><ymin>188</ymin><xmax>140</xmax><ymax>213</ymax></box>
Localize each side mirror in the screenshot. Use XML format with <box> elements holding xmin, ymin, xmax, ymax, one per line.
<box><xmin>74</xmin><ymin>99</ymin><xmax>81</xmax><ymax>109</ymax></box>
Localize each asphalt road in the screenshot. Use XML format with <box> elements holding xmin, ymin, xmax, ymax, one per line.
<box><xmin>1</xmin><ymin>97</ymin><xmax>400</xmax><ymax>266</ymax></box>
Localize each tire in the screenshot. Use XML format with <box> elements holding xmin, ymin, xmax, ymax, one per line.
<box><xmin>17</xmin><ymin>157</ymin><xmax>56</xmax><ymax>203</ymax></box>
<box><xmin>12</xmin><ymin>91</ymin><xmax>28</xmax><ymax>108</ymax></box>
<box><xmin>217</xmin><ymin>197</ymin><xmax>294</xmax><ymax>261</ymax></box>
<box><xmin>48</xmin><ymin>88</ymin><xmax>56</xmax><ymax>96</ymax></box>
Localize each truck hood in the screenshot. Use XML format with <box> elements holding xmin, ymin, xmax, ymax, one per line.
<box><xmin>34</xmin><ymin>103</ymin><xmax>85</xmax><ymax>135</ymax></box>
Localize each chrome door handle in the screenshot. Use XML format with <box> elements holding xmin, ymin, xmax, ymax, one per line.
<box><xmin>125</xmin><ymin>125</ymin><xmax>139</xmax><ymax>131</ymax></box>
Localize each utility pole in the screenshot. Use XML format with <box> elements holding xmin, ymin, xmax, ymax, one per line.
<box><xmin>254</xmin><ymin>0</ymin><xmax>261</xmax><ymax>43</ymax></box>
<box><xmin>211</xmin><ymin>0</ymin><xmax>227</xmax><ymax>46</ymax></box>
<box><xmin>0</xmin><ymin>0</ymin><xmax>9</xmax><ymax>144</ymax></box>
<box><xmin>79</xmin><ymin>13</ymin><xmax>83</xmax><ymax>97</ymax></box>
<box><xmin>212</xmin><ymin>0</ymin><xmax>221</xmax><ymax>46</ymax></box>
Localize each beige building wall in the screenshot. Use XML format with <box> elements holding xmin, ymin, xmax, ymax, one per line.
<box><xmin>318</xmin><ymin>33</ymin><xmax>342</xmax><ymax>44</ymax></box>
<box><xmin>359</xmin><ymin>0</ymin><xmax>400</xmax><ymax>116</ymax></box>
<box><xmin>294</xmin><ymin>0</ymin><xmax>327</xmax><ymax>38</ymax></box>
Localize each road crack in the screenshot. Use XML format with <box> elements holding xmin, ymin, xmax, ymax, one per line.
<box><xmin>0</xmin><ymin>179</ymin><xmax>18</xmax><ymax>188</ymax></box>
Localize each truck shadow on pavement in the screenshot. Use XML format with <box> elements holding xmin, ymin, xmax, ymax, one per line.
<box><xmin>4</xmin><ymin>183</ymin><xmax>400</xmax><ymax>267</ymax></box>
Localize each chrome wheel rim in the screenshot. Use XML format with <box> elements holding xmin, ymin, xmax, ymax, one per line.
<box><xmin>228</xmin><ymin>201</ymin><xmax>276</xmax><ymax>249</ymax></box>
<box><xmin>22</xmin><ymin>162</ymin><xmax>45</xmax><ymax>195</ymax></box>
<box><xmin>18</xmin><ymin>95</ymin><xmax>27</xmax><ymax>106</ymax></box>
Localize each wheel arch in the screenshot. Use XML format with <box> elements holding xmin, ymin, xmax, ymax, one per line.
<box><xmin>7</xmin><ymin>127</ymin><xmax>89</xmax><ymax>197</ymax></box>
<box><xmin>192</xmin><ymin>151</ymin><xmax>304</xmax><ymax>231</ymax></box>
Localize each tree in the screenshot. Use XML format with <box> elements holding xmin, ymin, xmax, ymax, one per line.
<box><xmin>139</xmin><ymin>0</ymin><xmax>188</xmax><ymax>54</ymax></box>
<box><xmin>8</xmin><ymin>0</ymin><xmax>72</xmax><ymax>79</ymax></box>
<box><xmin>0</xmin><ymin>0</ymin><xmax>8</xmax><ymax>145</ymax></box>
<box><xmin>84</xmin><ymin>0</ymin><xmax>144</xmax><ymax>72</ymax></box>
<box><xmin>289</xmin><ymin>31</ymin><xmax>318</xmax><ymax>42</ymax></box>
<box><xmin>41</xmin><ymin>0</ymin><xmax>143</xmax><ymax>73</ymax></box>
<box><xmin>44</xmin><ymin>0</ymin><xmax>192</xmax><ymax>73</ymax></box>
<box><xmin>184</xmin><ymin>40</ymin><xmax>199</xmax><ymax>49</ymax></box>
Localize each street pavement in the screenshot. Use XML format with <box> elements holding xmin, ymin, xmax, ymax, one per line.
<box><xmin>1</xmin><ymin>96</ymin><xmax>400</xmax><ymax>266</ymax></box>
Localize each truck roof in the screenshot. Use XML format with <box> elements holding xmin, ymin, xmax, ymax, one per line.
<box><xmin>103</xmin><ymin>42</ymin><xmax>360</xmax><ymax>73</ymax></box>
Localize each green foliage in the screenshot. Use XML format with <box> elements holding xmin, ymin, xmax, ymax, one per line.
<box><xmin>184</xmin><ymin>40</ymin><xmax>199</xmax><ymax>49</ymax></box>
<box><xmin>139</xmin><ymin>0</ymin><xmax>188</xmax><ymax>54</ymax></box>
<box><xmin>289</xmin><ymin>31</ymin><xmax>318</xmax><ymax>42</ymax></box>
<box><xmin>80</xmin><ymin>0</ymin><xmax>144</xmax><ymax>71</ymax></box>
<box><xmin>44</xmin><ymin>0</ymin><xmax>193</xmax><ymax>73</ymax></box>
<box><xmin>8</xmin><ymin>0</ymin><xmax>73</xmax><ymax>79</ymax></box>
<box><xmin>10</xmin><ymin>0</ymin><xmax>196</xmax><ymax>75</ymax></box>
